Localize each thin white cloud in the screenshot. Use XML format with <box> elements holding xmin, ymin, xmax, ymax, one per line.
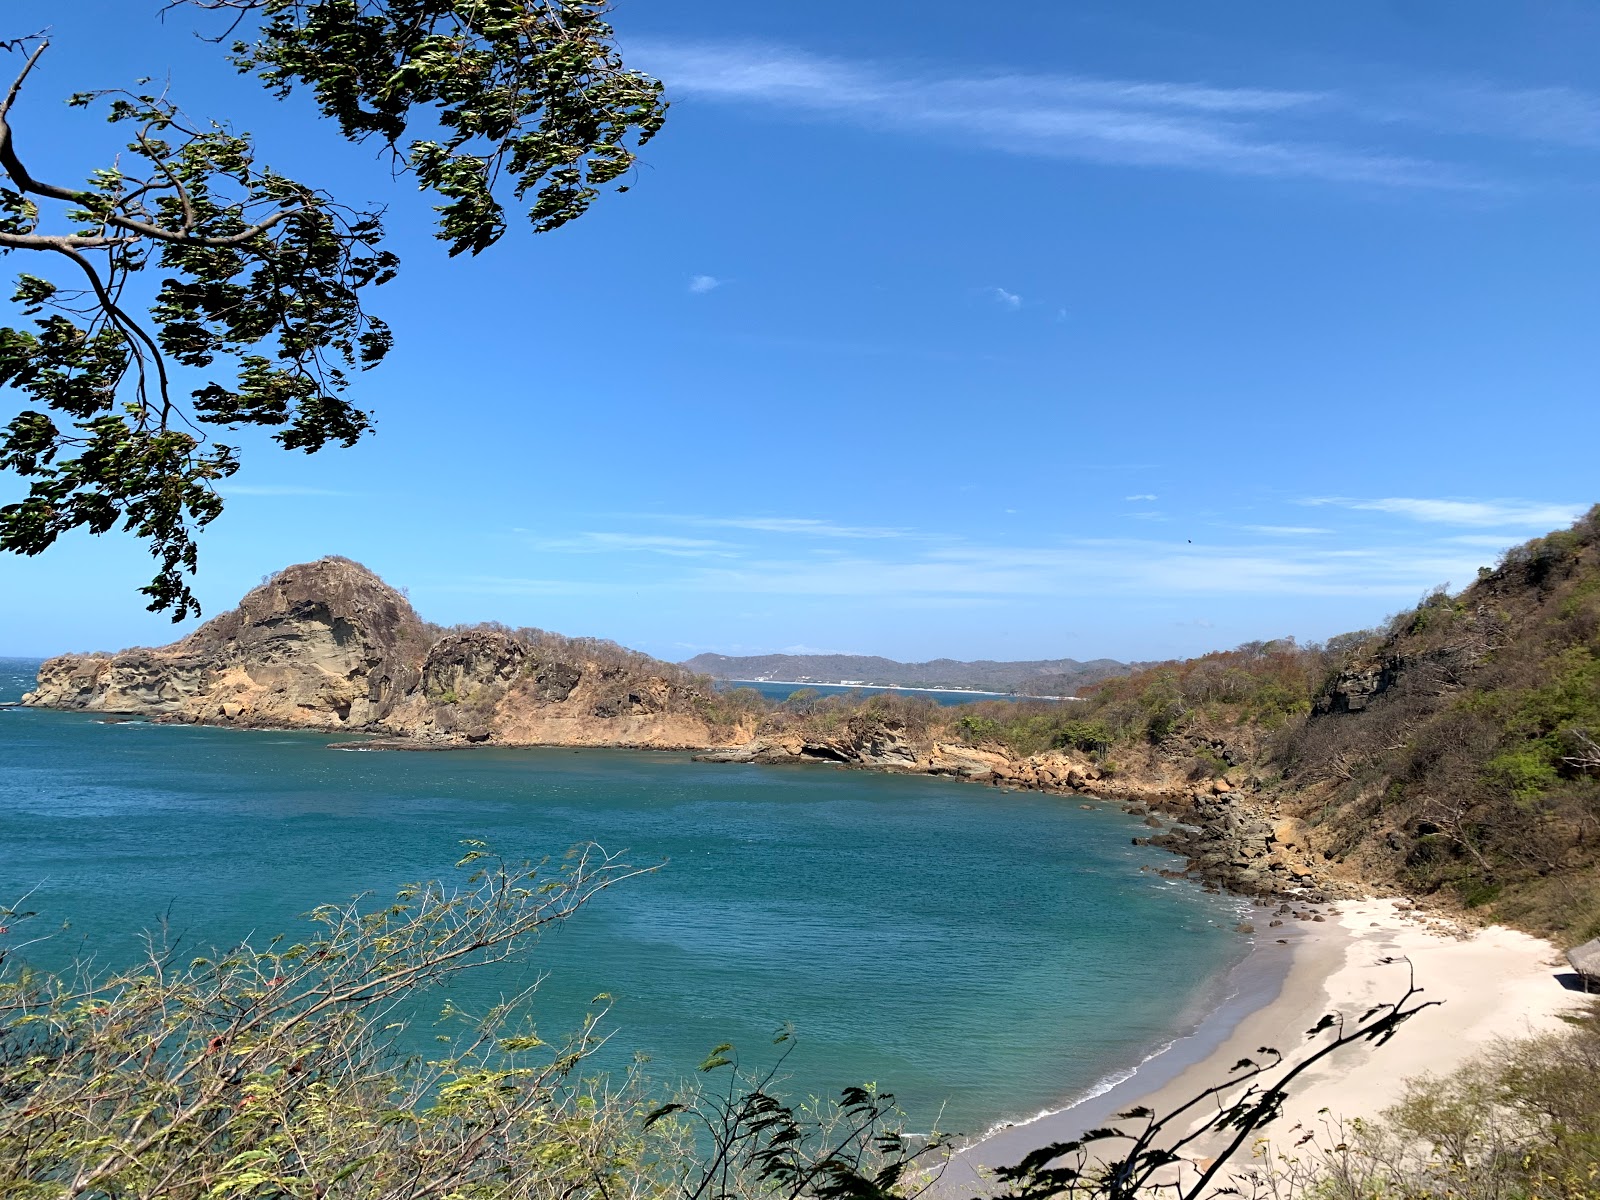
<box><xmin>989</xmin><ymin>286</ymin><xmax>1022</xmax><ymax>309</ymax></box>
<box><xmin>634</xmin><ymin>40</ymin><xmax>1498</xmax><ymax>190</ymax></box>
<box><xmin>1302</xmin><ymin>496</ymin><xmax>1584</xmax><ymax>528</ymax></box>
<box><xmin>1241</xmin><ymin>524</ymin><xmax>1331</xmax><ymax>536</ymax></box>
<box><xmin>1125</xmin><ymin>493</ymin><xmax>1159</xmax><ymax>502</ymax></box>
<box><xmin>434</xmin><ymin>576</ymin><xmax>633</xmax><ymax>597</ymax></box>
<box><xmin>521</xmin><ymin>531</ymin><xmax>739</xmax><ymax>558</ymax></box>
<box><xmin>584</xmin><ymin>532</ymin><xmax>730</xmax><ymax>552</ymax></box>
<box><xmin>648</xmin><ymin>514</ymin><xmax>909</xmax><ymax>539</ymax></box>
<box><xmin>478</xmin><ymin>520</ymin><xmax>1523</xmax><ymax>608</ymax></box>
<box><xmin>675</xmin><ymin>536</ymin><xmax>1491</xmax><ymax>601</ymax></box>
<box><xmin>688</xmin><ymin>274</ymin><xmax>723</xmax><ymax>294</ymax></box>
<box><xmin>1446</xmin><ymin>533</ymin><xmax>1535</xmax><ymax>548</ymax></box>
<box><xmin>1365</xmin><ymin>82</ymin><xmax>1600</xmax><ymax>150</ymax></box>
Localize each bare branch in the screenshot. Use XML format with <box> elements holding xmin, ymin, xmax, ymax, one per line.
<box><xmin>0</xmin><ymin>37</ymin><xmax>48</xmax><ymax>119</ymax></box>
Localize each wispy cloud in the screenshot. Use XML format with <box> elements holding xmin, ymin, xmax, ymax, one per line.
<box><xmin>633</xmin><ymin>40</ymin><xmax>1511</xmax><ymax>190</ymax></box>
<box><xmin>1364</xmin><ymin>82</ymin><xmax>1600</xmax><ymax>150</ymax></box>
<box><xmin>650</xmin><ymin>514</ymin><xmax>910</xmax><ymax>540</ymax></box>
<box><xmin>479</xmin><ymin>509</ymin><xmax>1530</xmax><ymax>609</ymax></box>
<box><xmin>516</xmin><ymin>531</ymin><xmax>739</xmax><ymax>558</ymax></box>
<box><xmin>989</xmin><ymin>286</ymin><xmax>1022</xmax><ymax>309</ymax></box>
<box><xmin>673</xmin><ymin>536</ymin><xmax>1490</xmax><ymax>601</ymax></box>
<box><xmin>688</xmin><ymin>274</ymin><xmax>723</xmax><ymax>294</ymax></box>
<box><xmin>1125</xmin><ymin>493</ymin><xmax>1159</xmax><ymax>502</ymax></box>
<box><xmin>433</xmin><ymin>576</ymin><xmax>627</xmax><ymax>597</ymax></box>
<box><xmin>1447</xmin><ymin>533</ymin><xmax>1533</xmax><ymax>548</ymax></box>
<box><xmin>1302</xmin><ymin>496</ymin><xmax>1584</xmax><ymax>528</ymax></box>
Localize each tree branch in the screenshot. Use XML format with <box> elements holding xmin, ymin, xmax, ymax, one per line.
<box><xmin>0</xmin><ymin>37</ymin><xmax>48</xmax><ymax>119</ymax></box>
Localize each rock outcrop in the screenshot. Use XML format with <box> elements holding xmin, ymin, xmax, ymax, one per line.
<box><xmin>23</xmin><ymin>558</ymin><xmax>742</xmax><ymax>750</ymax></box>
<box><xmin>21</xmin><ymin>556</ymin><xmax>1341</xmax><ymax>901</ymax></box>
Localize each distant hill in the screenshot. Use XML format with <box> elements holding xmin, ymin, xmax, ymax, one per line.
<box><xmin>679</xmin><ymin>652</ymin><xmax>1138</xmax><ymax>696</ymax></box>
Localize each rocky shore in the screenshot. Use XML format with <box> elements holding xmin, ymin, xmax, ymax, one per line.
<box><xmin>23</xmin><ymin>558</ymin><xmax>748</xmax><ymax>752</ymax></box>
<box><xmin>23</xmin><ymin>556</ymin><xmax>1347</xmax><ymax>903</ymax></box>
<box><xmin>693</xmin><ymin>730</ymin><xmax>1347</xmax><ymax>902</ymax></box>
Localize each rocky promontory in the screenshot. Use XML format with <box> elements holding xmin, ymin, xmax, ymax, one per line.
<box><xmin>23</xmin><ymin>555</ymin><xmax>1343</xmax><ymax>901</ymax></box>
<box><xmin>23</xmin><ymin>557</ymin><xmax>747</xmax><ymax>750</ymax></box>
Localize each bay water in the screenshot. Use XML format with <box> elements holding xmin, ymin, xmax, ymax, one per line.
<box><xmin>0</xmin><ymin>656</ymin><xmax>1245</xmax><ymax>1137</ymax></box>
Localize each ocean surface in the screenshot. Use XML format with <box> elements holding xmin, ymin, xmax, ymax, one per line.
<box><xmin>721</xmin><ymin>679</ymin><xmax>1045</xmax><ymax>705</ymax></box>
<box><xmin>0</xmin><ymin>656</ymin><xmax>1244</xmax><ymax>1136</ymax></box>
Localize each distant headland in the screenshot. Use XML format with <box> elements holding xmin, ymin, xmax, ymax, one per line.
<box><xmin>681</xmin><ymin>652</ymin><xmax>1143</xmax><ymax>697</ymax></box>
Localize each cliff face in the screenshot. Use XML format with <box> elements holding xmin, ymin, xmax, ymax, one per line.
<box><xmin>24</xmin><ymin>558</ymin><xmax>741</xmax><ymax>750</ymax></box>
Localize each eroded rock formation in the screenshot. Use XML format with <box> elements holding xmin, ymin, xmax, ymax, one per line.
<box><xmin>23</xmin><ymin>558</ymin><xmax>739</xmax><ymax>750</ymax></box>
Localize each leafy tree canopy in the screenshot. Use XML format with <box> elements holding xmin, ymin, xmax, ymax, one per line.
<box><xmin>0</xmin><ymin>3</ymin><xmax>666</xmax><ymax>617</ymax></box>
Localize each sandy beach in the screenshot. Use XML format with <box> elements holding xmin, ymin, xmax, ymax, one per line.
<box><xmin>936</xmin><ymin>897</ymin><xmax>1586</xmax><ymax>1195</ymax></box>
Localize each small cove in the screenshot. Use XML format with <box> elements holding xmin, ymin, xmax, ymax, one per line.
<box><xmin>0</xmin><ymin>657</ymin><xmax>1246</xmax><ymax>1136</ymax></box>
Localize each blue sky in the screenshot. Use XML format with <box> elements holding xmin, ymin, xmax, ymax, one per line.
<box><xmin>1</xmin><ymin>2</ymin><xmax>1597</xmax><ymax>662</ymax></box>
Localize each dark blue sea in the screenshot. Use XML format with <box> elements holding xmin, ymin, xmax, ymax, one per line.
<box><xmin>0</xmin><ymin>656</ymin><xmax>1244</xmax><ymax>1135</ymax></box>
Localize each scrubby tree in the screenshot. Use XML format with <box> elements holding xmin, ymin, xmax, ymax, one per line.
<box><xmin>3</xmin><ymin>843</ymin><xmax>1443</xmax><ymax>1200</ymax></box>
<box><xmin>0</xmin><ymin>3</ymin><xmax>665</xmax><ymax>616</ymax></box>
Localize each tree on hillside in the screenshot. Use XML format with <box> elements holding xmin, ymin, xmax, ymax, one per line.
<box><xmin>0</xmin><ymin>3</ymin><xmax>665</xmax><ymax>617</ymax></box>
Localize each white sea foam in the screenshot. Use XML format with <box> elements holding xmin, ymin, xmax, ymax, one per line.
<box><xmin>976</xmin><ymin>1034</ymin><xmax>1187</xmax><ymax>1140</ymax></box>
<box><xmin>974</xmin><ymin>930</ymin><xmax>1257</xmax><ymax>1144</ymax></box>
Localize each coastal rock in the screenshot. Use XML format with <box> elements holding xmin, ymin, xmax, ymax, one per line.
<box><xmin>23</xmin><ymin>558</ymin><xmax>739</xmax><ymax>751</ymax></box>
<box><xmin>929</xmin><ymin>743</ymin><xmax>1014</xmax><ymax>780</ymax></box>
<box><xmin>26</xmin><ymin>560</ymin><xmax>425</xmax><ymax>728</ymax></box>
<box><xmin>21</xmin><ymin>558</ymin><xmax>1353</xmax><ymax>905</ymax></box>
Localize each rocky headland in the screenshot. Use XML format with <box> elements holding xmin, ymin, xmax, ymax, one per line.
<box><xmin>23</xmin><ymin>558</ymin><xmax>747</xmax><ymax>751</ymax></box>
<box><xmin>23</xmin><ymin>554</ymin><xmax>1444</xmax><ymax>907</ymax></box>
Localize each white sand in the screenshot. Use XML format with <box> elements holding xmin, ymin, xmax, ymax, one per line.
<box><xmin>937</xmin><ymin>899</ymin><xmax>1585</xmax><ymax>1194</ymax></box>
<box><xmin>1250</xmin><ymin>899</ymin><xmax>1581</xmax><ymax>1144</ymax></box>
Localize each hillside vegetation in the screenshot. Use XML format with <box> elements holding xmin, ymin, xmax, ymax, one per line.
<box><xmin>30</xmin><ymin>512</ymin><xmax>1600</xmax><ymax>940</ymax></box>
<box><xmin>1279</xmin><ymin>510</ymin><xmax>1600</xmax><ymax>940</ymax></box>
<box><xmin>746</xmin><ymin>507</ymin><xmax>1600</xmax><ymax>942</ymax></box>
<box><xmin>954</xmin><ymin>507</ymin><xmax>1600</xmax><ymax>942</ymax></box>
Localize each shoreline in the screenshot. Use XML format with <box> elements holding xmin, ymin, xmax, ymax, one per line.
<box><xmin>722</xmin><ymin>679</ymin><xmax>1062</xmax><ymax>699</ymax></box>
<box><xmin>16</xmin><ymin>689</ymin><xmax>1586</xmax><ymax>1192</ymax></box>
<box><xmin>936</xmin><ymin>897</ymin><xmax>1585</xmax><ymax>1194</ymax></box>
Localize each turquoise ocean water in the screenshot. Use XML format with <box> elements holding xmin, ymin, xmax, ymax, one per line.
<box><xmin>0</xmin><ymin>657</ymin><xmax>1244</xmax><ymax>1136</ymax></box>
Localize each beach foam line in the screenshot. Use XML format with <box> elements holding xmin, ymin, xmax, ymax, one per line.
<box><xmin>938</xmin><ymin>899</ymin><xmax>1584</xmax><ymax>1197</ymax></box>
<box><xmin>976</xmin><ymin>1032</ymin><xmax>1189</xmax><ymax>1142</ymax></box>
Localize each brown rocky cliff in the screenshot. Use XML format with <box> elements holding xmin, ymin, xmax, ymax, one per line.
<box><xmin>23</xmin><ymin>558</ymin><xmax>745</xmax><ymax>750</ymax></box>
